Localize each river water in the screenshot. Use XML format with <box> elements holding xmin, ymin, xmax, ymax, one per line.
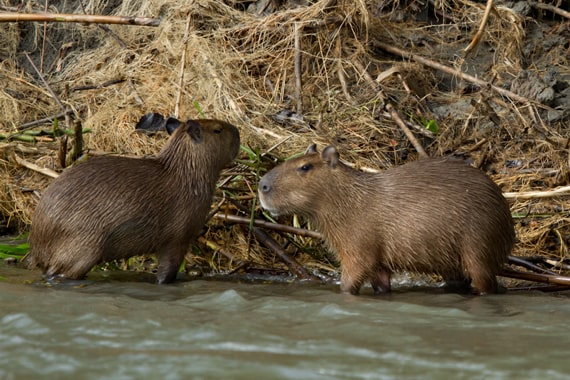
<box><xmin>1</xmin><ymin>263</ymin><xmax>569</xmax><ymax>380</ymax></box>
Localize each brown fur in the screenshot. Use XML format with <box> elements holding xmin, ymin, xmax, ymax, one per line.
<box><xmin>28</xmin><ymin>118</ymin><xmax>240</xmax><ymax>283</ymax></box>
<box><xmin>258</xmin><ymin>145</ymin><xmax>515</xmax><ymax>295</ymax></box>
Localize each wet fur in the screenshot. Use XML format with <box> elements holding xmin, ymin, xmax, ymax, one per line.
<box><xmin>28</xmin><ymin>119</ymin><xmax>240</xmax><ymax>283</ymax></box>
<box><xmin>259</xmin><ymin>146</ymin><xmax>515</xmax><ymax>295</ymax></box>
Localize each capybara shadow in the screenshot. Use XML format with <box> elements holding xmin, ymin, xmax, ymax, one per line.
<box><xmin>28</xmin><ymin>116</ymin><xmax>240</xmax><ymax>284</ymax></box>
<box><xmin>258</xmin><ymin>144</ymin><xmax>515</xmax><ymax>295</ymax></box>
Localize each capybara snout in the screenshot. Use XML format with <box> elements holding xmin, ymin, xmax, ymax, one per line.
<box><xmin>259</xmin><ymin>144</ymin><xmax>515</xmax><ymax>295</ymax></box>
<box><xmin>28</xmin><ymin>115</ymin><xmax>240</xmax><ymax>284</ymax></box>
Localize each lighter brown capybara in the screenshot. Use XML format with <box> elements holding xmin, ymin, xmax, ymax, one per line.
<box><xmin>258</xmin><ymin>144</ymin><xmax>515</xmax><ymax>295</ymax></box>
<box><xmin>28</xmin><ymin>117</ymin><xmax>240</xmax><ymax>284</ymax></box>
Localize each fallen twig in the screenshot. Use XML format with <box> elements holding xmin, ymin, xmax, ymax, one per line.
<box><xmin>294</xmin><ymin>22</ymin><xmax>303</xmax><ymax>114</ymax></box>
<box><xmin>386</xmin><ymin>103</ymin><xmax>428</xmax><ymax>158</ymax></box>
<box><xmin>197</xmin><ymin>236</ymin><xmax>241</xmax><ymax>263</ymax></box>
<box><xmin>213</xmin><ymin>213</ymin><xmax>322</xmax><ymax>239</ymax></box>
<box><xmin>174</xmin><ymin>14</ymin><xmax>192</xmax><ymax>118</ymax></box>
<box><xmin>529</xmin><ymin>1</ymin><xmax>570</xmax><ymax>19</ymax></box>
<box><xmin>463</xmin><ymin>0</ymin><xmax>494</xmax><ymax>58</ymax></box>
<box><xmin>86</xmin><ymin>19</ymin><xmax>145</xmax><ymax>107</ymax></box>
<box><xmin>501</xmin><ymin>267</ymin><xmax>570</xmax><ymax>287</ymax></box>
<box><xmin>24</xmin><ymin>52</ymin><xmax>66</xmax><ymax>113</ymax></box>
<box><xmin>508</xmin><ymin>255</ymin><xmax>557</xmax><ymax>275</ymax></box>
<box><xmin>0</xmin><ymin>12</ymin><xmax>160</xmax><ymax>26</ymax></box>
<box><xmin>13</xmin><ymin>154</ymin><xmax>59</xmax><ymax>178</ymax></box>
<box><xmin>373</xmin><ymin>39</ymin><xmax>535</xmax><ymax>105</ymax></box>
<box><xmin>252</xmin><ymin>226</ymin><xmax>320</xmax><ymax>281</ymax></box>
<box><xmin>503</xmin><ymin>185</ymin><xmax>570</xmax><ymax>200</ymax></box>
<box><xmin>378</xmin><ymin>112</ymin><xmax>435</xmax><ymax>138</ymax></box>
<box><xmin>19</xmin><ymin>110</ymin><xmax>76</xmax><ymax>130</ymax></box>
<box><xmin>40</xmin><ymin>1</ymin><xmax>48</xmax><ymax>73</ymax></box>
<box><xmin>71</xmin><ymin>78</ymin><xmax>125</xmax><ymax>92</ymax></box>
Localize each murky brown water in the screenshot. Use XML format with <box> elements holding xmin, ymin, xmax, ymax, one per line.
<box><xmin>1</xmin><ymin>263</ymin><xmax>570</xmax><ymax>380</ymax></box>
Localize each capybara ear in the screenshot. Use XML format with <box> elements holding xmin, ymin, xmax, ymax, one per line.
<box><xmin>185</xmin><ymin>120</ymin><xmax>203</xmax><ymax>142</ymax></box>
<box><xmin>322</xmin><ymin>146</ymin><xmax>339</xmax><ymax>168</ymax></box>
<box><xmin>165</xmin><ymin>117</ymin><xmax>182</xmax><ymax>135</ymax></box>
<box><xmin>306</xmin><ymin>144</ymin><xmax>318</xmax><ymax>154</ymax></box>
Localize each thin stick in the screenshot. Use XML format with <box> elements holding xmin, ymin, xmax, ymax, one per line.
<box><xmin>71</xmin><ymin>78</ymin><xmax>125</xmax><ymax>92</ymax></box>
<box><xmin>503</xmin><ymin>185</ymin><xmax>570</xmax><ymax>200</ymax></box>
<box><xmin>40</xmin><ymin>0</ymin><xmax>48</xmax><ymax>74</ymax></box>
<box><xmin>501</xmin><ymin>267</ymin><xmax>570</xmax><ymax>287</ymax></box>
<box><xmin>463</xmin><ymin>0</ymin><xmax>494</xmax><ymax>57</ymax></box>
<box><xmin>373</xmin><ymin>39</ymin><xmax>535</xmax><ymax>105</ymax></box>
<box><xmin>24</xmin><ymin>52</ymin><xmax>66</xmax><ymax>113</ymax></box>
<box><xmin>203</xmin><ymin>56</ymin><xmax>242</xmax><ymax>116</ymax></box>
<box><xmin>87</xmin><ymin>19</ymin><xmax>145</xmax><ymax>107</ymax></box>
<box><xmin>0</xmin><ymin>12</ymin><xmax>161</xmax><ymax>26</ymax></box>
<box><xmin>530</xmin><ymin>1</ymin><xmax>570</xmax><ymax>19</ymax></box>
<box><xmin>337</xmin><ymin>60</ymin><xmax>354</xmax><ymax>105</ymax></box>
<box><xmin>335</xmin><ymin>41</ymin><xmax>354</xmax><ymax>105</ymax></box>
<box><xmin>294</xmin><ymin>22</ymin><xmax>303</xmax><ymax>114</ymax></box>
<box><xmin>508</xmin><ymin>255</ymin><xmax>557</xmax><ymax>275</ymax></box>
<box><xmin>198</xmin><ymin>236</ymin><xmax>240</xmax><ymax>263</ymax></box>
<box><xmin>214</xmin><ymin>213</ymin><xmax>322</xmax><ymax>239</ymax></box>
<box><xmin>174</xmin><ymin>14</ymin><xmax>192</xmax><ymax>118</ymax></box>
<box><xmin>252</xmin><ymin>226</ymin><xmax>320</xmax><ymax>281</ymax></box>
<box><xmin>351</xmin><ymin>58</ymin><xmax>377</xmax><ymax>90</ymax></box>
<box><xmin>13</xmin><ymin>154</ymin><xmax>59</xmax><ymax>178</ymax></box>
<box><xmin>19</xmin><ymin>109</ymin><xmax>77</xmax><ymax>130</ymax></box>
<box><xmin>378</xmin><ymin>111</ymin><xmax>435</xmax><ymax>138</ymax></box>
<box><xmin>386</xmin><ymin>103</ymin><xmax>428</xmax><ymax>158</ymax></box>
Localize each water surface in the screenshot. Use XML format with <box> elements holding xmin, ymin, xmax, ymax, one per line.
<box><xmin>1</xmin><ymin>263</ymin><xmax>569</xmax><ymax>379</ymax></box>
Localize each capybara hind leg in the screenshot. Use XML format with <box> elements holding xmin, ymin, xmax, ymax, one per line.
<box><xmin>442</xmin><ymin>272</ymin><xmax>472</xmax><ymax>293</ymax></box>
<box><xmin>370</xmin><ymin>267</ymin><xmax>391</xmax><ymax>294</ymax></box>
<box><xmin>470</xmin><ymin>273</ymin><xmax>498</xmax><ymax>294</ymax></box>
<box><xmin>156</xmin><ymin>248</ymin><xmax>185</xmax><ymax>284</ymax></box>
<box><xmin>463</xmin><ymin>258</ymin><xmax>499</xmax><ymax>294</ymax></box>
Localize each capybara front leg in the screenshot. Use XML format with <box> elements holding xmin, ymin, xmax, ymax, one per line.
<box><xmin>156</xmin><ymin>247</ymin><xmax>185</xmax><ymax>284</ymax></box>
<box><xmin>339</xmin><ymin>267</ymin><xmax>367</xmax><ymax>295</ymax></box>
<box><xmin>370</xmin><ymin>266</ymin><xmax>391</xmax><ymax>294</ymax></box>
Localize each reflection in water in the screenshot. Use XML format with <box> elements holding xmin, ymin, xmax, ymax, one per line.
<box><xmin>1</xmin><ymin>264</ymin><xmax>570</xmax><ymax>380</ymax></box>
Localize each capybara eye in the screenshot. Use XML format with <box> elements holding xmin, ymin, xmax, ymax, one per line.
<box><xmin>298</xmin><ymin>164</ymin><xmax>312</xmax><ymax>172</ymax></box>
<box><xmin>213</xmin><ymin>129</ymin><xmax>222</xmax><ymax>134</ymax></box>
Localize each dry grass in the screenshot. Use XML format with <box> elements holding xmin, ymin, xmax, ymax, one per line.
<box><xmin>1</xmin><ymin>0</ymin><xmax>569</xmax><ymax>281</ymax></box>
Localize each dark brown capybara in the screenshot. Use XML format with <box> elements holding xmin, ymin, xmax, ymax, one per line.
<box><xmin>258</xmin><ymin>144</ymin><xmax>515</xmax><ymax>295</ymax></box>
<box><xmin>28</xmin><ymin>117</ymin><xmax>240</xmax><ymax>283</ymax></box>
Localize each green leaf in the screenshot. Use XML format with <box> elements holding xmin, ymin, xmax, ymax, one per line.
<box><xmin>193</xmin><ymin>101</ymin><xmax>206</xmax><ymax>119</ymax></box>
<box><xmin>0</xmin><ymin>242</ymin><xmax>29</xmax><ymax>259</ymax></box>
<box><xmin>424</xmin><ymin>119</ymin><xmax>439</xmax><ymax>134</ymax></box>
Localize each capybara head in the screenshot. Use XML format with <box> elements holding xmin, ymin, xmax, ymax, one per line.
<box><xmin>259</xmin><ymin>144</ymin><xmax>515</xmax><ymax>296</ymax></box>
<box><xmin>259</xmin><ymin>144</ymin><xmax>344</xmax><ymax>217</ymax></box>
<box><xmin>160</xmin><ymin>117</ymin><xmax>241</xmax><ymax>176</ymax></box>
<box><xmin>28</xmin><ymin>116</ymin><xmax>240</xmax><ymax>284</ymax></box>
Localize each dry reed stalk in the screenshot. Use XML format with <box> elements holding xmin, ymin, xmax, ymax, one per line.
<box><xmin>373</xmin><ymin>39</ymin><xmax>535</xmax><ymax>105</ymax></box>
<box><xmin>0</xmin><ymin>12</ymin><xmax>160</xmax><ymax>26</ymax></box>
<box><xmin>385</xmin><ymin>104</ymin><xmax>428</xmax><ymax>158</ymax></box>
<box><xmin>462</xmin><ymin>0</ymin><xmax>494</xmax><ymax>58</ymax></box>
<box><xmin>13</xmin><ymin>154</ymin><xmax>58</xmax><ymax>178</ymax></box>
<box><xmin>214</xmin><ymin>213</ymin><xmax>322</xmax><ymax>239</ymax></box>
<box><xmin>174</xmin><ymin>14</ymin><xmax>192</xmax><ymax>119</ymax></box>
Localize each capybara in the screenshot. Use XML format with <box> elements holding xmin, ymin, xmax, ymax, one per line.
<box><xmin>28</xmin><ymin>117</ymin><xmax>240</xmax><ymax>283</ymax></box>
<box><xmin>258</xmin><ymin>144</ymin><xmax>515</xmax><ymax>295</ymax></box>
